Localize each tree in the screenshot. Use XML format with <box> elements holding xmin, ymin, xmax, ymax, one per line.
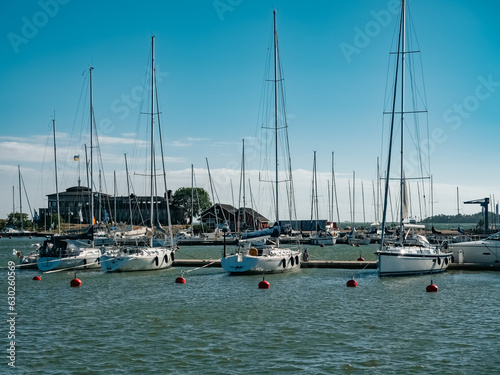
<box><xmin>172</xmin><ymin>187</ymin><xmax>211</xmax><ymax>224</ymax></box>
<box><xmin>7</xmin><ymin>212</ymin><xmax>31</xmax><ymax>229</ymax></box>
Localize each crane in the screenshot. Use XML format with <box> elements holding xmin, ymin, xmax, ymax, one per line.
<box><xmin>464</xmin><ymin>197</ymin><xmax>489</xmax><ymax>233</ymax></box>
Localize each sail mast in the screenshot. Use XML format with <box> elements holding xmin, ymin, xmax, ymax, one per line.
<box><xmin>150</xmin><ymin>36</ymin><xmax>155</xmax><ymax>242</ymax></box>
<box><xmin>18</xmin><ymin>165</ymin><xmax>23</xmax><ymax>231</ymax></box>
<box><xmin>89</xmin><ymin>67</ymin><xmax>95</xmax><ymax>241</ymax></box>
<box><xmin>273</xmin><ymin>10</ymin><xmax>279</xmax><ymax>231</ymax></box>
<box><xmin>52</xmin><ymin>115</ymin><xmax>61</xmax><ymax>234</ymax></box>
<box><xmin>399</xmin><ymin>0</ymin><xmax>406</xmax><ymax>242</ymax></box>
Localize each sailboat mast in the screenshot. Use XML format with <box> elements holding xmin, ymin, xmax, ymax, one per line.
<box><xmin>124</xmin><ymin>154</ymin><xmax>133</xmax><ymax>228</ymax></box>
<box><xmin>242</xmin><ymin>139</ymin><xmax>246</xmax><ymax>218</ymax></box>
<box><xmin>399</xmin><ymin>0</ymin><xmax>406</xmax><ymax>240</ymax></box>
<box><xmin>191</xmin><ymin>164</ymin><xmax>194</xmax><ymax>227</ymax></box>
<box><xmin>18</xmin><ymin>165</ymin><xmax>22</xmax><ymax>231</ymax></box>
<box><xmin>89</xmin><ymin>67</ymin><xmax>95</xmax><ymax>234</ymax></box>
<box><xmin>150</xmin><ymin>35</ymin><xmax>155</xmax><ymax>235</ymax></box>
<box><xmin>52</xmin><ymin>116</ymin><xmax>61</xmax><ymax>234</ymax></box>
<box><xmin>273</xmin><ymin>10</ymin><xmax>279</xmax><ymax>228</ymax></box>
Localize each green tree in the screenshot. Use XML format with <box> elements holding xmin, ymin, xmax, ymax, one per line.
<box><xmin>7</xmin><ymin>212</ymin><xmax>31</xmax><ymax>229</ymax></box>
<box><xmin>172</xmin><ymin>187</ymin><xmax>211</xmax><ymax>224</ymax></box>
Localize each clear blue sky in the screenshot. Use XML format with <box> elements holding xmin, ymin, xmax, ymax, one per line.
<box><xmin>1</xmin><ymin>0</ymin><xmax>499</xmax><ymax>224</ymax></box>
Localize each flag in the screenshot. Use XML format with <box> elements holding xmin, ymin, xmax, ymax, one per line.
<box><xmin>34</xmin><ymin>209</ymin><xmax>40</xmax><ymax>221</ymax></box>
<box><xmin>92</xmin><ymin>216</ymin><xmax>96</xmax><ymax>225</ymax></box>
<box><xmin>74</xmin><ymin>155</ymin><xmax>80</xmax><ymax>161</ymax></box>
<box><xmin>103</xmin><ymin>209</ymin><xmax>109</xmax><ymax>222</ymax></box>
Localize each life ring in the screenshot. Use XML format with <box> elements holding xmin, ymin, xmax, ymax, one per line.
<box><xmin>249</xmin><ymin>248</ymin><xmax>258</xmax><ymax>256</ymax></box>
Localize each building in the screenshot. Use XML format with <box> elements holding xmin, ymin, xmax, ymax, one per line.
<box><xmin>39</xmin><ymin>183</ymin><xmax>184</xmax><ymax>228</ymax></box>
<box><xmin>200</xmin><ymin>204</ymin><xmax>269</xmax><ymax>232</ymax></box>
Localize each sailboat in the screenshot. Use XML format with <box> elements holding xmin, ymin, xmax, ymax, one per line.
<box><xmin>221</xmin><ymin>10</ymin><xmax>303</xmax><ymax>274</ymax></box>
<box><xmin>309</xmin><ymin>151</ymin><xmax>336</xmax><ymax>245</ymax></box>
<box><xmin>100</xmin><ymin>36</ymin><xmax>175</xmax><ymax>272</ymax></box>
<box><xmin>37</xmin><ymin>110</ymin><xmax>101</xmax><ymax>272</ymax></box>
<box><xmin>376</xmin><ymin>0</ymin><xmax>451</xmax><ymax>276</ymax></box>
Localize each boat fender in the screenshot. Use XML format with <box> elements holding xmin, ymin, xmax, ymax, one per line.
<box><xmin>282</xmin><ymin>258</ymin><xmax>286</xmax><ymax>268</ymax></box>
<box><xmin>171</xmin><ymin>252</ymin><xmax>175</xmax><ymax>261</ymax></box>
<box><xmin>437</xmin><ymin>257</ymin><xmax>441</xmax><ymax>265</ymax></box>
<box><xmin>164</xmin><ymin>254</ymin><xmax>169</xmax><ymax>263</ymax></box>
<box><xmin>154</xmin><ymin>256</ymin><xmax>159</xmax><ymax>266</ymax></box>
<box><xmin>290</xmin><ymin>256</ymin><xmax>294</xmax><ymax>267</ymax></box>
<box><xmin>249</xmin><ymin>248</ymin><xmax>258</xmax><ymax>256</ymax></box>
<box><xmin>295</xmin><ymin>255</ymin><xmax>299</xmax><ymax>265</ymax></box>
<box><xmin>444</xmin><ymin>257</ymin><xmax>448</xmax><ymax>265</ymax></box>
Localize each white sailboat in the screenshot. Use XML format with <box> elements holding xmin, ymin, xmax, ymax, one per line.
<box><xmin>221</xmin><ymin>10</ymin><xmax>302</xmax><ymax>274</ymax></box>
<box><xmin>376</xmin><ymin>0</ymin><xmax>451</xmax><ymax>276</ymax></box>
<box><xmin>100</xmin><ymin>36</ymin><xmax>175</xmax><ymax>272</ymax></box>
<box><xmin>37</xmin><ymin>109</ymin><xmax>101</xmax><ymax>272</ymax></box>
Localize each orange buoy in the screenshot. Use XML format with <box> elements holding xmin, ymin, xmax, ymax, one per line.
<box><xmin>32</xmin><ymin>276</ymin><xmax>41</xmax><ymax>281</ymax></box>
<box><xmin>70</xmin><ymin>278</ymin><xmax>82</xmax><ymax>287</ymax></box>
<box><xmin>426</xmin><ymin>282</ymin><xmax>438</xmax><ymax>292</ymax></box>
<box><xmin>258</xmin><ymin>277</ymin><xmax>270</xmax><ymax>289</ymax></box>
<box><xmin>346</xmin><ymin>279</ymin><xmax>358</xmax><ymax>287</ymax></box>
<box><xmin>175</xmin><ymin>276</ymin><xmax>186</xmax><ymax>284</ymax></box>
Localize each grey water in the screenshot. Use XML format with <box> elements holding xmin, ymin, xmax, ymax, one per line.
<box><xmin>2</xmin><ymin>237</ymin><xmax>500</xmax><ymax>374</ymax></box>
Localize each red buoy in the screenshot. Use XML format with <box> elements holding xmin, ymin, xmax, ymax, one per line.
<box><xmin>357</xmin><ymin>257</ymin><xmax>365</xmax><ymax>261</ymax></box>
<box><xmin>320</xmin><ymin>244</ymin><xmax>325</xmax><ymax>248</ymax></box>
<box><xmin>426</xmin><ymin>283</ymin><xmax>438</xmax><ymax>292</ymax></box>
<box><xmin>258</xmin><ymin>277</ymin><xmax>270</xmax><ymax>289</ymax></box>
<box><xmin>32</xmin><ymin>276</ymin><xmax>41</xmax><ymax>281</ymax></box>
<box><xmin>175</xmin><ymin>276</ymin><xmax>186</xmax><ymax>284</ymax></box>
<box><xmin>70</xmin><ymin>278</ymin><xmax>82</xmax><ymax>287</ymax></box>
<box><xmin>346</xmin><ymin>279</ymin><xmax>358</xmax><ymax>287</ymax></box>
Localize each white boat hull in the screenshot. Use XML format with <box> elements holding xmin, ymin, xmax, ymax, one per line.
<box><xmin>310</xmin><ymin>236</ymin><xmax>336</xmax><ymax>245</ymax></box>
<box><xmin>448</xmin><ymin>239</ymin><xmax>500</xmax><ymax>266</ymax></box>
<box><xmin>221</xmin><ymin>248</ymin><xmax>302</xmax><ymax>274</ymax></box>
<box><xmin>348</xmin><ymin>237</ymin><xmax>370</xmax><ymax>246</ymax></box>
<box><xmin>377</xmin><ymin>247</ymin><xmax>452</xmax><ymax>277</ymax></box>
<box><xmin>37</xmin><ymin>249</ymin><xmax>102</xmax><ymax>272</ymax></box>
<box><xmin>100</xmin><ymin>247</ymin><xmax>175</xmax><ymax>272</ymax></box>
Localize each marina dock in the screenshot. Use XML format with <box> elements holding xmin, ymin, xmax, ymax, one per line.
<box><xmin>173</xmin><ymin>259</ymin><xmax>500</xmax><ymax>271</ymax></box>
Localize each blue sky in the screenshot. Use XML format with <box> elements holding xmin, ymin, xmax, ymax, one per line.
<box><xmin>1</xmin><ymin>0</ymin><xmax>499</xmax><ymax>224</ymax></box>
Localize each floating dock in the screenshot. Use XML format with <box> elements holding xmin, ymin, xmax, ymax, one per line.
<box><xmin>172</xmin><ymin>259</ymin><xmax>500</xmax><ymax>271</ymax></box>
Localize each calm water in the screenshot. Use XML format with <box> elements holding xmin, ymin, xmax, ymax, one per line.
<box><xmin>2</xmin><ymin>237</ymin><xmax>500</xmax><ymax>374</ymax></box>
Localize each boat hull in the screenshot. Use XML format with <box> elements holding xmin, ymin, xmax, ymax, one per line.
<box><xmin>377</xmin><ymin>249</ymin><xmax>451</xmax><ymax>277</ymax></box>
<box><xmin>310</xmin><ymin>236</ymin><xmax>336</xmax><ymax>245</ymax></box>
<box><xmin>448</xmin><ymin>240</ymin><xmax>500</xmax><ymax>266</ymax></box>
<box><xmin>221</xmin><ymin>248</ymin><xmax>302</xmax><ymax>274</ymax></box>
<box><xmin>100</xmin><ymin>248</ymin><xmax>174</xmax><ymax>272</ymax></box>
<box><xmin>37</xmin><ymin>249</ymin><xmax>102</xmax><ymax>272</ymax></box>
